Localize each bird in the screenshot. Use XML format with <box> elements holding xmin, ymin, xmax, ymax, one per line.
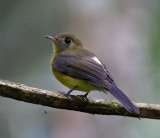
<box><xmin>45</xmin><ymin>32</ymin><xmax>140</xmax><ymax>114</ymax></box>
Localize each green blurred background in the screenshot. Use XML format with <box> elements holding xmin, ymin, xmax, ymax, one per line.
<box><xmin>0</xmin><ymin>0</ymin><xmax>160</xmax><ymax>138</ymax></box>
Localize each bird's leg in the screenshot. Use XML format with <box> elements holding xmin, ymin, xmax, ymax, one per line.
<box><xmin>80</xmin><ymin>92</ymin><xmax>90</xmax><ymax>102</ymax></box>
<box><xmin>58</xmin><ymin>86</ymin><xmax>78</xmax><ymax>101</ymax></box>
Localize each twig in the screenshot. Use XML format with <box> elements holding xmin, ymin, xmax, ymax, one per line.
<box><xmin>0</xmin><ymin>79</ymin><xmax>160</xmax><ymax>119</ymax></box>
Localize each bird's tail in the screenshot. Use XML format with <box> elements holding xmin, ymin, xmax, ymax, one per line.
<box><xmin>108</xmin><ymin>84</ymin><xmax>140</xmax><ymax>114</ymax></box>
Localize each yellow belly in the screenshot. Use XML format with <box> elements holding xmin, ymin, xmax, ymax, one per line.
<box><xmin>51</xmin><ymin>53</ymin><xmax>105</xmax><ymax>92</ymax></box>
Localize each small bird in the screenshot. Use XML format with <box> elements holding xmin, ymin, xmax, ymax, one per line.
<box><xmin>45</xmin><ymin>33</ymin><xmax>140</xmax><ymax>114</ymax></box>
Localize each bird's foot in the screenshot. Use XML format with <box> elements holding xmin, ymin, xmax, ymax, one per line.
<box><xmin>79</xmin><ymin>92</ymin><xmax>89</xmax><ymax>102</ymax></box>
<box><xmin>58</xmin><ymin>91</ymin><xmax>72</xmax><ymax>101</ymax></box>
<box><xmin>58</xmin><ymin>86</ymin><xmax>78</xmax><ymax>101</ymax></box>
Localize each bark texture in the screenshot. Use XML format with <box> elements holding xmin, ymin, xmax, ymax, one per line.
<box><xmin>0</xmin><ymin>79</ymin><xmax>160</xmax><ymax>119</ymax></box>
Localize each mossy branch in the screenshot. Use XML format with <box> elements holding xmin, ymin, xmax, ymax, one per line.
<box><xmin>0</xmin><ymin>79</ymin><xmax>160</xmax><ymax>119</ymax></box>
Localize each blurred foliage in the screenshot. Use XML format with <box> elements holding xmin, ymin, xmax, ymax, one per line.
<box><xmin>148</xmin><ymin>1</ymin><xmax>160</xmax><ymax>98</ymax></box>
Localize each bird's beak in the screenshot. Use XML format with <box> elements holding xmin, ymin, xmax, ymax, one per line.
<box><xmin>45</xmin><ymin>35</ymin><xmax>58</xmax><ymax>43</ymax></box>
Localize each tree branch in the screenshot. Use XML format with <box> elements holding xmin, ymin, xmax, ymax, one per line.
<box><xmin>0</xmin><ymin>79</ymin><xmax>160</xmax><ymax>119</ymax></box>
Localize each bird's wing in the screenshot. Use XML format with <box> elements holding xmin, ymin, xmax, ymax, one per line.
<box><xmin>53</xmin><ymin>49</ymin><xmax>111</xmax><ymax>89</ymax></box>
<box><xmin>102</xmin><ymin>63</ymin><xmax>117</xmax><ymax>86</ymax></box>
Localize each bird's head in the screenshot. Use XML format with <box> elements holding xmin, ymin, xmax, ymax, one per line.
<box><xmin>45</xmin><ymin>33</ymin><xmax>83</xmax><ymax>52</ymax></box>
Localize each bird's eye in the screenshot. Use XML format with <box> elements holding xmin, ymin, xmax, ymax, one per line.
<box><xmin>65</xmin><ymin>37</ymin><xmax>71</xmax><ymax>44</ymax></box>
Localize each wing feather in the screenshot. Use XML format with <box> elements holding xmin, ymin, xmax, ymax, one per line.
<box><xmin>53</xmin><ymin>50</ymin><xmax>111</xmax><ymax>89</ymax></box>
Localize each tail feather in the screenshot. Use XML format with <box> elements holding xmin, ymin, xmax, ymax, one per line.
<box><xmin>109</xmin><ymin>84</ymin><xmax>140</xmax><ymax>114</ymax></box>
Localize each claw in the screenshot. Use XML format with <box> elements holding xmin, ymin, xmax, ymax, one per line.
<box><xmin>79</xmin><ymin>92</ymin><xmax>90</xmax><ymax>102</ymax></box>
<box><xmin>57</xmin><ymin>86</ymin><xmax>78</xmax><ymax>101</ymax></box>
<box><xmin>58</xmin><ymin>91</ymin><xmax>72</xmax><ymax>100</ymax></box>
